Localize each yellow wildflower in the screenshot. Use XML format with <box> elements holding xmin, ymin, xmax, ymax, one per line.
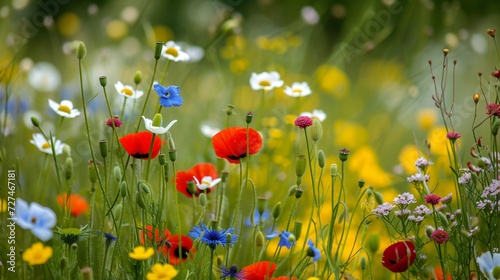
<box><xmin>129</xmin><ymin>246</ymin><xmax>154</xmax><ymax>260</ymax></box>
<box><xmin>146</xmin><ymin>263</ymin><xmax>178</xmax><ymax>280</ymax></box>
<box><xmin>22</xmin><ymin>242</ymin><xmax>53</xmax><ymax>266</ymax></box>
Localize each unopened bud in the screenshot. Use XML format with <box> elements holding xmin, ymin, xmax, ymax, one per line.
<box><xmin>255</xmin><ymin>230</ymin><xmax>265</xmax><ymax>248</ymax></box>
<box><xmin>60</xmin><ymin>257</ymin><xmax>67</xmax><ymax>271</ymax></box>
<box><xmin>438</xmin><ymin>211</ymin><xmax>449</xmax><ymax>227</ymax></box>
<box><xmin>199</xmin><ymin>193</ymin><xmax>207</xmax><ymax>207</ymax></box>
<box><xmin>120</xmin><ymin>181</ymin><xmax>127</xmax><ymax>198</ymax></box>
<box><xmin>425</xmin><ymin>226</ymin><xmax>435</xmax><ymax>238</ymax></box>
<box><xmin>272</xmin><ymin>202</ymin><xmax>282</xmax><ymax>219</ymax></box>
<box><xmin>225</xmin><ymin>233</ymin><xmax>233</xmax><ymax>244</ymax></box>
<box><xmin>246</xmin><ymin>112</ymin><xmax>253</xmax><ymax>124</ymax></box>
<box><xmin>287</xmin><ymin>233</ymin><xmax>296</xmax><ymax>244</ymax></box>
<box><xmin>318</xmin><ymin>150</ymin><xmax>325</xmax><ymax>168</ymax></box>
<box><xmin>76</xmin><ymin>41</ymin><xmax>87</xmax><ymax>59</ymax></box>
<box><xmin>99</xmin><ymin>76</ymin><xmax>107</xmax><ymax>87</ymax></box>
<box><xmin>310</xmin><ymin>119</ymin><xmax>323</xmax><ymax>142</ymax></box>
<box><xmin>99</xmin><ymin>139</ymin><xmax>108</xmax><ymax>158</ymax></box>
<box><xmin>366</xmin><ymin>233</ymin><xmax>380</xmax><ymax>254</ymax></box>
<box><xmin>138</xmin><ymin>180</ymin><xmax>151</xmax><ymax>194</ymax></box>
<box><xmin>31</xmin><ymin>116</ymin><xmax>40</xmax><ymax>128</ymax></box>
<box><xmin>330</xmin><ymin>164</ymin><xmax>338</xmax><ymax>176</ymax></box>
<box><xmin>473</xmin><ymin>93</ymin><xmax>480</xmax><ymax>104</ymax></box>
<box><xmin>257</xmin><ymin>197</ymin><xmax>268</xmax><ymax>218</ymax></box>
<box><xmin>226</xmin><ymin>104</ymin><xmax>235</xmax><ymax>116</ymax></box>
<box><xmin>65</xmin><ymin>158</ymin><xmax>73</xmax><ymax>180</ymax></box>
<box><xmin>374</xmin><ymin>191</ymin><xmax>384</xmax><ymax>205</ymax></box>
<box><xmin>154</xmin><ymin>41</ymin><xmax>163</xmax><ymax>60</ymax></box>
<box><xmin>293</xmin><ymin>222</ymin><xmax>302</xmax><ymax>240</ymax></box>
<box><xmin>295</xmin><ymin>188</ymin><xmax>303</xmax><ymax>199</ymax></box>
<box><xmin>360</xmin><ymin>257</ymin><xmax>366</xmax><ymax>270</ymax></box>
<box><xmin>88</xmin><ymin>165</ymin><xmax>97</xmax><ymax>184</ymax></box>
<box><xmin>295</xmin><ymin>155</ymin><xmax>307</xmax><ymax>178</ymax></box>
<box><xmin>493</xmin><ymin>267</ymin><xmax>500</xmax><ymax>280</ymax></box>
<box><xmin>63</xmin><ymin>144</ymin><xmax>71</xmax><ymax>157</ymax></box>
<box><xmin>358</xmin><ymin>179</ymin><xmax>365</xmax><ymax>188</ymax></box>
<box><xmin>187</xmin><ymin>181</ymin><xmax>197</xmax><ymax>195</ymax></box>
<box><xmin>159</xmin><ymin>154</ymin><xmax>167</xmax><ymax>166</ymax></box>
<box><xmin>134</xmin><ymin>71</ymin><xmax>142</xmax><ymax>85</ymax></box>
<box><xmin>136</xmin><ymin>192</ymin><xmax>146</xmax><ymax>209</ymax></box>
<box><xmin>113</xmin><ymin>166</ymin><xmax>122</xmax><ymax>183</ymax></box>
<box><xmin>152</xmin><ymin>113</ymin><xmax>163</xmax><ymax>127</ymax></box>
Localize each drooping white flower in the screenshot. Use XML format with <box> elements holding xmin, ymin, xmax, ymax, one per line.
<box><xmin>161</xmin><ymin>41</ymin><xmax>190</xmax><ymax>62</ymax></box>
<box><xmin>193</xmin><ymin>176</ymin><xmax>221</xmax><ymax>191</ymax></box>
<box><xmin>477</xmin><ymin>251</ymin><xmax>500</xmax><ymax>280</ymax></box>
<box><xmin>30</xmin><ymin>133</ymin><xmax>64</xmax><ymax>155</ymax></box>
<box><xmin>115</xmin><ymin>81</ymin><xmax>144</xmax><ymax>99</ymax></box>
<box><xmin>142</xmin><ymin>114</ymin><xmax>177</xmax><ymax>134</ymax></box>
<box><xmin>48</xmin><ymin>99</ymin><xmax>80</xmax><ymax>118</ymax></box>
<box><xmin>284</xmin><ymin>82</ymin><xmax>312</xmax><ymax>97</ymax></box>
<box><xmin>249</xmin><ymin>71</ymin><xmax>284</xmax><ymax>91</ymax></box>
<box><xmin>300</xmin><ymin>109</ymin><xmax>326</xmax><ymax>122</ymax></box>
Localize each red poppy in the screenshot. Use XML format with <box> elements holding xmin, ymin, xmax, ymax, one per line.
<box><xmin>163</xmin><ymin>234</ymin><xmax>196</xmax><ymax>265</ymax></box>
<box><xmin>212</xmin><ymin>127</ymin><xmax>263</xmax><ymax>164</ymax></box>
<box><xmin>140</xmin><ymin>225</ymin><xmax>171</xmax><ymax>245</ymax></box>
<box><xmin>382</xmin><ymin>241</ymin><xmax>416</xmax><ymax>273</ymax></box>
<box><xmin>176</xmin><ymin>163</ymin><xmax>219</xmax><ymax>198</ymax></box>
<box><xmin>241</xmin><ymin>261</ymin><xmax>276</xmax><ymax>280</ymax></box>
<box><xmin>119</xmin><ymin>131</ymin><xmax>163</xmax><ymax>160</ymax></box>
<box><xmin>57</xmin><ymin>193</ymin><xmax>89</xmax><ymax>217</ymax></box>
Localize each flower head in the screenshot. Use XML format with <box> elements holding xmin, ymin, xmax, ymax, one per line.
<box><xmin>220</xmin><ymin>265</ymin><xmax>245</xmax><ymax>279</ymax></box>
<box><xmin>161</xmin><ymin>41</ymin><xmax>190</xmax><ymax>61</ymax></box>
<box><xmin>477</xmin><ymin>251</ymin><xmax>500</xmax><ymax>280</ymax></box>
<box><xmin>249</xmin><ymin>71</ymin><xmax>284</xmax><ymax>91</ymax></box>
<box><xmin>430</xmin><ymin>228</ymin><xmax>449</xmax><ymax>244</ymax></box>
<box><xmin>106</xmin><ymin>117</ymin><xmax>122</xmax><ymax>128</ymax></box>
<box><xmin>129</xmin><ymin>246</ymin><xmax>155</xmax><ymax>260</ymax></box>
<box><xmin>119</xmin><ymin>131</ymin><xmax>164</xmax><ymax>159</ymax></box>
<box><xmin>154</xmin><ymin>84</ymin><xmax>183</xmax><ymax>107</ymax></box>
<box><xmin>165</xmin><ymin>235</ymin><xmax>196</xmax><ymax>265</ymax></box>
<box><xmin>57</xmin><ymin>193</ymin><xmax>89</xmax><ymax>217</ymax></box>
<box><xmin>283</xmin><ymin>82</ymin><xmax>312</xmax><ymax>97</ymax></box>
<box><xmin>115</xmin><ymin>81</ymin><xmax>144</xmax><ymax>99</ymax></box>
<box><xmin>446</xmin><ymin>131</ymin><xmax>461</xmax><ymax>141</ymax></box>
<box><xmin>300</xmin><ymin>109</ymin><xmax>326</xmax><ymax>122</ymax></box>
<box><xmin>424</xmin><ymin>194</ymin><xmax>441</xmax><ymax>205</ymax></box>
<box><xmin>241</xmin><ymin>261</ymin><xmax>276</xmax><ymax>280</ymax></box>
<box><xmin>307</xmin><ymin>239</ymin><xmax>320</xmax><ymax>262</ymax></box>
<box><xmin>266</xmin><ymin>230</ymin><xmax>295</xmax><ymax>249</ymax></box>
<box><xmin>142</xmin><ymin>114</ymin><xmax>177</xmax><ymax>134</ymax></box>
<box><xmin>486</xmin><ymin>103</ymin><xmax>500</xmax><ymax>117</ymax></box>
<box><xmin>15</xmin><ymin>198</ymin><xmax>56</xmax><ymax>241</ymax></box>
<box><xmin>212</xmin><ymin>127</ymin><xmax>263</xmax><ymax>164</ymax></box>
<box><xmin>294</xmin><ymin>116</ymin><xmax>313</xmax><ymax>128</ymax></box>
<box><xmin>30</xmin><ymin>133</ymin><xmax>64</xmax><ymax>155</ymax></box>
<box><xmin>103</xmin><ymin>232</ymin><xmax>117</xmax><ymax>247</ymax></box>
<box><xmin>176</xmin><ymin>163</ymin><xmax>219</xmax><ymax>198</ymax></box>
<box><xmin>48</xmin><ymin>99</ymin><xmax>80</xmax><ymax>118</ymax></box>
<box><xmin>22</xmin><ymin>242</ymin><xmax>53</xmax><ymax>266</ymax></box>
<box><xmin>493</xmin><ymin>70</ymin><xmax>500</xmax><ymax>79</ymax></box>
<box><xmin>393</xmin><ymin>192</ymin><xmax>417</xmax><ymax>206</ymax></box>
<box><xmin>487</xmin><ymin>28</ymin><xmax>496</xmax><ymax>37</ymax></box>
<box><xmin>188</xmin><ymin>222</ymin><xmax>237</xmax><ymax>249</ymax></box>
<box><xmin>146</xmin><ymin>263</ymin><xmax>178</xmax><ymax>280</ymax></box>
<box><xmin>382</xmin><ymin>241</ymin><xmax>416</xmax><ymax>273</ymax></box>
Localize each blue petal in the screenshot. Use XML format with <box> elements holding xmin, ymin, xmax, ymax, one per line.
<box><xmin>266</xmin><ymin>232</ymin><xmax>279</xmax><ymax>239</ymax></box>
<box><xmin>166</xmin><ymin>85</ymin><xmax>180</xmax><ymax>96</ymax></box>
<box><xmin>159</xmin><ymin>97</ymin><xmax>174</xmax><ymax>107</ymax></box>
<box><xmin>154</xmin><ymin>84</ymin><xmax>167</xmax><ymax>97</ymax></box>
<box><xmin>169</xmin><ymin>95</ymin><xmax>183</xmax><ymax>106</ymax></box>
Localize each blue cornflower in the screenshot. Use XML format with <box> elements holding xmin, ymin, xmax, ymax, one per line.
<box><xmin>266</xmin><ymin>230</ymin><xmax>295</xmax><ymax>249</ymax></box>
<box><xmin>104</xmin><ymin>232</ymin><xmax>117</xmax><ymax>247</ymax></box>
<box><xmin>154</xmin><ymin>84</ymin><xmax>183</xmax><ymax>107</ymax></box>
<box><xmin>188</xmin><ymin>222</ymin><xmax>238</xmax><ymax>249</ymax></box>
<box><xmin>220</xmin><ymin>265</ymin><xmax>245</xmax><ymax>279</ymax></box>
<box><xmin>307</xmin><ymin>239</ymin><xmax>320</xmax><ymax>262</ymax></box>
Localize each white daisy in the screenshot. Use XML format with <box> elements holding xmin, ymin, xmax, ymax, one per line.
<box><xmin>30</xmin><ymin>133</ymin><xmax>64</xmax><ymax>155</ymax></box>
<box><xmin>283</xmin><ymin>82</ymin><xmax>312</xmax><ymax>97</ymax></box>
<box><xmin>477</xmin><ymin>251</ymin><xmax>500</xmax><ymax>280</ymax></box>
<box><xmin>28</xmin><ymin>62</ymin><xmax>61</xmax><ymax>92</ymax></box>
<box><xmin>249</xmin><ymin>71</ymin><xmax>284</xmax><ymax>91</ymax></box>
<box><xmin>300</xmin><ymin>109</ymin><xmax>326</xmax><ymax>122</ymax></box>
<box><xmin>161</xmin><ymin>41</ymin><xmax>190</xmax><ymax>62</ymax></box>
<box><xmin>48</xmin><ymin>99</ymin><xmax>80</xmax><ymax>118</ymax></box>
<box><xmin>193</xmin><ymin>176</ymin><xmax>221</xmax><ymax>191</ymax></box>
<box><xmin>115</xmin><ymin>81</ymin><xmax>144</xmax><ymax>99</ymax></box>
<box><xmin>142</xmin><ymin>115</ymin><xmax>177</xmax><ymax>134</ymax></box>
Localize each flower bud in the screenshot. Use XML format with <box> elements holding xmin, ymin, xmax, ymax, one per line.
<box><xmin>81</xmin><ymin>267</ymin><xmax>93</xmax><ymax>280</ymax></box>
<box><xmin>187</xmin><ymin>181</ymin><xmax>197</xmax><ymax>195</ymax></box>
<box><xmin>226</xmin><ymin>104</ymin><xmax>235</xmax><ymax>116</ymax></box>
<box><xmin>199</xmin><ymin>193</ymin><xmax>207</xmax><ymax>207</ymax></box>
<box><xmin>99</xmin><ymin>139</ymin><xmax>108</xmax><ymax>158</ymax></box>
<box><xmin>154</xmin><ymin>41</ymin><xmax>163</xmax><ymax>60</ymax></box>
<box><xmin>31</xmin><ymin>116</ymin><xmax>40</xmax><ymax>128</ymax></box>
<box><xmin>65</xmin><ymin>157</ymin><xmax>73</xmax><ymax>180</ymax></box>
<box><xmin>63</xmin><ymin>144</ymin><xmax>71</xmax><ymax>157</ymax></box>
<box><xmin>168</xmin><ymin>150</ymin><xmax>176</xmax><ymax>162</ymax></box>
<box><xmin>317</xmin><ymin>150</ymin><xmax>325</xmax><ymax>168</ymax></box>
<box><xmin>339</xmin><ymin>148</ymin><xmax>350</xmax><ymax>162</ymax></box>
<box><xmin>295</xmin><ymin>155</ymin><xmax>307</xmax><ymax>178</ymax></box>
<box><xmin>134</xmin><ymin>71</ymin><xmax>142</xmax><ymax>85</ymax></box>
<box><xmin>330</xmin><ymin>164</ymin><xmax>338</xmax><ymax>176</ymax></box>
<box><xmin>246</xmin><ymin>112</ymin><xmax>253</xmax><ymax>124</ymax></box>
<box><xmin>60</xmin><ymin>257</ymin><xmax>67</xmax><ymax>271</ymax></box>
<box><xmin>99</xmin><ymin>76</ymin><xmax>107</xmax><ymax>87</ymax></box>
<box><xmin>76</xmin><ymin>41</ymin><xmax>87</xmax><ymax>59</ymax></box>
<box><xmin>295</xmin><ymin>188</ymin><xmax>304</xmax><ymax>199</ymax></box>
<box><xmin>287</xmin><ymin>233</ymin><xmax>296</xmax><ymax>244</ymax></box>
<box><xmin>473</xmin><ymin>93</ymin><xmax>480</xmax><ymax>104</ymax></box>
<box><xmin>272</xmin><ymin>202</ymin><xmax>282</xmax><ymax>220</ymax></box>
<box><xmin>358</xmin><ymin>179</ymin><xmax>365</xmax><ymax>188</ymax></box>
<box><xmin>120</xmin><ymin>181</ymin><xmax>127</xmax><ymax>198</ymax></box>
<box><xmin>310</xmin><ymin>119</ymin><xmax>323</xmax><ymax>142</ymax></box>
<box><xmin>152</xmin><ymin>113</ymin><xmax>163</xmax><ymax>127</ymax></box>
<box><xmin>113</xmin><ymin>166</ymin><xmax>122</xmax><ymax>183</ymax></box>
<box><xmin>257</xmin><ymin>197</ymin><xmax>268</xmax><ymax>218</ymax></box>
<box><xmin>425</xmin><ymin>225</ymin><xmax>435</xmax><ymax>238</ymax></box>
<box><xmin>88</xmin><ymin>165</ymin><xmax>97</xmax><ymax>184</ymax></box>
<box><xmin>159</xmin><ymin>154</ymin><xmax>167</xmax><ymax>166</ymax></box>
<box><xmin>255</xmin><ymin>230</ymin><xmax>265</xmax><ymax>248</ymax></box>
<box><xmin>293</xmin><ymin>221</ymin><xmax>302</xmax><ymax>240</ymax></box>
<box><xmin>366</xmin><ymin>233</ymin><xmax>379</xmax><ymax>254</ymax></box>
<box><xmin>437</xmin><ymin>212</ymin><xmax>449</xmax><ymax>227</ymax></box>
<box><xmin>136</xmin><ymin>192</ymin><xmax>146</xmax><ymax>209</ymax></box>
<box><xmin>71</xmin><ymin>243</ymin><xmax>78</xmax><ymax>251</ymax></box>
<box><xmin>374</xmin><ymin>191</ymin><xmax>384</xmax><ymax>205</ymax></box>
<box><xmin>225</xmin><ymin>233</ymin><xmax>233</xmax><ymax>244</ymax></box>
<box><xmin>138</xmin><ymin>180</ymin><xmax>151</xmax><ymax>194</ymax></box>
<box><xmin>360</xmin><ymin>257</ymin><xmax>366</xmax><ymax>270</ymax></box>
<box><xmin>167</xmin><ymin>133</ymin><xmax>176</xmax><ymax>150</ymax></box>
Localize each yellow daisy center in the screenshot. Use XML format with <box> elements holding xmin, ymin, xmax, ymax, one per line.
<box><xmin>165</xmin><ymin>47</ymin><xmax>179</xmax><ymax>57</ymax></box>
<box><xmin>41</xmin><ymin>142</ymin><xmax>51</xmax><ymax>149</ymax></box>
<box><xmin>292</xmin><ymin>89</ymin><xmax>302</xmax><ymax>93</ymax></box>
<box><xmin>121</xmin><ymin>88</ymin><xmax>134</xmax><ymax>96</ymax></box>
<box><xmin>259</xmin><ymin>80</ymin><xmax>271</xmax><ymax>87</ymax></box>
<box><xmin>58</xmin><ymin>105</ymin><xmax>71</xmax><ymax>114</ymax></box>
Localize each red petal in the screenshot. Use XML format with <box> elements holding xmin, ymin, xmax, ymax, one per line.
<box><xmin>241</xmin><ymin>261</ymin><xmax>276</xmax><ymax>280</ymax></box>
<box><xmin>382</xmin><ymin>241</ymin><xmax>416</xmax><ymax>273</ymax></box>
<box><xmin>212</xmin><ymin>127</ymin><xmax>263</xmax><ymax>164</ymax></box>
<box><xmin>167</xmin><ymin>235</ymin><xmax>195</xmax><ymax>265</ymax></box>
<box><xmin>120</xmin><ymin>132</ymin><xmax>164</xmax><ymax>159</ymax></box>
<box><xmin>57</xmin><ymin>194</ymin><xmax>89</xmax><ymax>217</ymax></box>
<box><xmin>176</xmin><ymin>171</ymin><xmax>195</xmax><ymax>198</ymax></box>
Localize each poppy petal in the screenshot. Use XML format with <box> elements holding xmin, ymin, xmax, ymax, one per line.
<box><xmin>167</xmin><ymin>235</ymin><xmax>195</xmax><ymax>265</ymax></box>
<box><xmin>119</xmin><ymin>131</ymin><xmax>163</xmax><ymax>160</ymax></box>
<box><xmin>57</xmin><ymin>194</ymin><xmax>89</xmax><ymax>217</ymax></box>
<box><xmin>212</xmin><ymin>127</ymin><xmax>262</xmax><ymax>164</ymax></box>
<box><xmin>382</xmin><ymin>241</ymin><xmax>416</xmax><ymax>273</ymax></box>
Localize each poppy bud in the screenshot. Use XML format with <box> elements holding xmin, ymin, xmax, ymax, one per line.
<box><xmin>113</xmin><ymin>166</ymin><xmax>122</xmax><ymax>183</ymax></box>
<box><xmin>295</xmin><ymin>155</ymin><xmax>307</xmax><ymax>178</ymax></box>
<box><xmin>310</xmin><ymin>119</ymin><xmax>323</xmax><ymax>142</ymax></box>
<box><xmin>360</xmin><ymin>257</ymin><xmax>366</xmax><ymax>270</ymax></box>
<box><xmin>199</xmin><ymin>193</ymin><xmax>207</xmax><ymax>207</ymax></box>
<box><xmin>257</xmin><ymin>197</ymin><xmax>268</xmax><ymax>218</ymax></box>
<box><xmin>226</xmin><ymin>104</ymin><xmax>235</xmax><ymax>116</ymax></box>
<box><xmin>88</xmin><ymin>165</ymin><xmax>97</xmax><ymax>184</ymax></box>
<box><xmin>366</xmin><ymin>233</ymin><xmax>380</xmax><ymax>254</ymax></box>
<box><xmin>425</xmin><ymin>226</ymin><xmax>435</xmax><ymax>238</ymax></box>
<box><xmin>287</xmin><ymin>233</ymin><xmax>296</xmax><ymax>244</ymax></box>
<box><xmin>246</xmin><ymin>112</ymin><xmax>253</xmax><ymax>124</ymax></box>
<box><xmin>159</xmin><ymin>154</ymin><xmax>167</xmax><ymax>166</ymax></box>
<box><xmin>438</xmin><ymin>211</ymin><xmax>449</xmax><ymax>227</ymax></box>
<box><xmin>358</xmin><ymin>179</ymin><xmax>365</xmax><ymax>188</ymax></box>
<box><xmin>168</xmin><ymin>150</ymin><xmax>176</xmax><ymax>162</ymax></box>
<box><xmin>112</xmin><ymin>203</ymin><xmax>122</xmax><ymax>221</ymax></box>
<box><xmin>81</xmin><ymin>267</ymin><xmax>93</xmax><ymax>280</ymax></box>
<box><xmin>99</xmin><ymin>139</ymin><xmax>108</xmax><ymax>158</ymax></box>
<box><xmin>493</xmin><ymin>267</ymin><xmax>500</xmax><ymax>280</ymax></box>
<box><xmin>138</xmin><ymin>180</ymin><xmax>151</xmax><ymax>194</ymax></box>
<box><xmin>272</xmin><ymin>202</ymin><xmax>282</xmax><ymax>220</ymax></box>
<box><xmin>318</xmin><ymin>150</ymin><xmax>325</xmax><ymax>168</ymax></box>
<box><xmin>293</xmin><ymin>221</ymin><xmax>302</xmax><ymax>240</ymax></box>
<box><xmin>186</xmin><ymin>181</ymin><xmax>197</xmax><ymax>195</ymax></box>
<box><xmin>76</xmin><ymin>41</ymin><xmax>87</xmax><ymax>59</ymax></box>
<box><xmin>295</xmin><ymin>188</ymin><xmax>304</xmax><ymax>199</ymax></box>
<box><xmin>99</xmin><ymin>76</ymin><xmax>107</xmax><ymax>87</ymax></box>
<box><xmin>65</xmin><ymin>158</ymin><xmax>73</xmax><ymax>180</ymax></box>
<box><xmin>136</xmin><ymin>192</ymin><xmax>146</xmax><ymax>209</ymax></box>
<box><xmin>330</xmin><ymin>163</ymin><xmax>338</xmax><ymax>176</ymax></box>
<box><xmin>71</xmin><ymin>243</ymin><xmax>78</xmax><ymax>251</ymax></box>
<box><xmin>167</xmin><ymin>133</ymin><xmax>176</xmax><ymax>150</ymax></box>
<box><xmin>154</xmin><ymin>41</ymin><xmax>163</xmax><ymax>60</ymax></box>
<box><xmin>374</xmin><ymin>191</ymin><xmax>384</xmax><ymax>205</ymax></box>
<box><xmin>31</xmin><ymin>116</ymin><xmax>40</xmax><ymax>128</ymax></box>
<box><xmin>255</xmin><ymin>230</ymin><xmax>265</xmax><ymax>248</ymax></box>
<box><xmin>120</xmin><ymin>181</ymin><xmax>127</xmax><ymax>198</ymax></box>
<box><xmin>152</xmin><ymin>113</ymin><xmax>163</xmax><ymax>127</ymax></box>
<box><xmin>134</xmin><ymin>71</ymin><xmax>142</xmax><ymax>85</ymax></box>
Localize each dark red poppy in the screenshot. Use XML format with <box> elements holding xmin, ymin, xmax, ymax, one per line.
<box><xmin>163</xmin><ymin>234</ymin><xmax>196</xmax><ymax>265</ymax></box>
<box><xmin>176</xmin><ymin>163</ymin><xmax>219</xmax><ymax>198</ymax></box>
<box><xmin>212</xmin><ymin>127</ymin><xmax>263</xmax><ymax>164</ymax></box>
<box><xmin>57</xmin><ymin>193</ymin><xmax>89</xmax><ymax>217</ymax></box>
<box><xmin>119</xmin><ymin>131</ymin><xmax>163</xmax><ymax>159</ymax></box>
<box><xmin>382</xmin><ymin>241</ymin><xmax>416</xmax><ymax>273</ymax></box>
<box><xmin>140</xmin><ymin>225</ymin><xmax>171</xmax><ymax>245</ymax></box>
<box><xmin>241</xmin><ymin>261</ymin><xmax>276</xmax><ymax>280</ymax></box>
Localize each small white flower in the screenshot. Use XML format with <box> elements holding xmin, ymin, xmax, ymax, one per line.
<box><xmin>283</xmin><ymin>82</ymin><xmax>312</xmax><ymax>97</ymax></box>
<box><xmin>161</xmin><ymin>41</ymin><xmax>190</xmax><ymax>62</ymax></box>
<box><xmin>414</xmin><ymin>157</ymin><xmax>433</xmax><ymax>168</ymax></box>
<box><xmin>48</xmin><ymin>99</ymin><xmax>80</xmax><ymax>118</ymax></box>
<box><xmin>393</xmin><ymin>192</ymin><xmax>417</xmax><ymax>205</ymax></box>
<box><xmin>301</xmin><ymin>6</ymin><xmax>320</xmax><ymax>25</ymax></box>
<box><xmin>30</xmin><ymin>133</ymin><xmax>64</xmax><ymax>155</ymax></box>
<box><xmin>477</xmin><ymin>251</ymin><xmax>500</xmax><ymax>280</ymax></box>
<box><xmin>28</xmin><ymin>62</ymin><xmax>61</xmax><ymax>92</ymax></box>
<box><xmin>115</xmin><ymin>81</ymin><xmax>144</xmax><ymax>99</ymax></box>
<box><xmin>142</xmin><ymin>116</ymin><xmax>177</xmax><ymax>134</ymax></box>
<box><xmin>371</xmin><ymin>202</ymin><xmax>395</xmax><ymax>216</ymax></box>
<box><xmin>300</xmin><ymin>109</ymin><xmax>326</xmax><ymax>122</ymax></box>
<box><xmin>200</xmin><ymin>122</ymin><xmax>221</xmax><ymax>138</ymax></box>
<box><xmin>249</xmin><ymin>71</ymin><xmax>284</xmax><ymax>91</ymax></box>
<box><xmin>193</xmin><ymin>176</ymin><xmax>221</xmax><ymax>191</ymax></box>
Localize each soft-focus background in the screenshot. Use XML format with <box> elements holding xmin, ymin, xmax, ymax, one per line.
<box><xmin>2</xmin><ymin>0</ymin><xmax>500</xmax><ymax>278</ymax></box>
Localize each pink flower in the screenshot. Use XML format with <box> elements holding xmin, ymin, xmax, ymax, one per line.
<box><xmin>106</xmin><ymin>117</ymin><xmax>122</xmax><ymax>128</ymax></box>
<box><xmin>430</xmin><ymin>228</ymin><xmax>449</xmax><ymax>244</ymax></box>
<box><xmin>294</xmin><ymin>116</ymin><xmax>313</xmax><ymax>129</ymax></box>
<box><xmin>492</xmin><ymin>70</ymin><xmax>500</xmax><ymax>79</ymax></box>
<box><xmin>486</xmin><ymin>103</ymin><xmax>500</xmax><ymax>117</ymax></box>
<box><xmin>424</xmin><ymin>194</ymin><xmax>441</xmax><ymax>205</ymax></box>
<box><xmin>446</xmin><ymin>131</ymin><xmax>461</xmax><ymax>141</ymax></box>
